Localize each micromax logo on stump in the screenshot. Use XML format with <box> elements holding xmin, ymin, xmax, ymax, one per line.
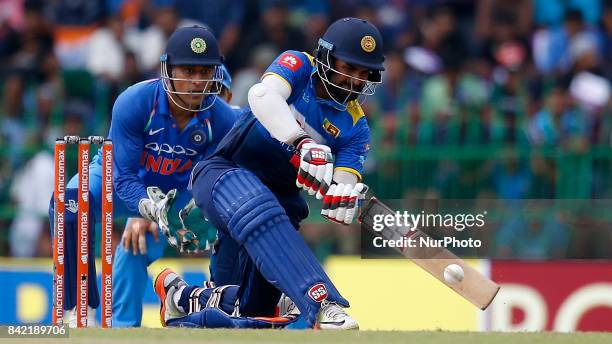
<box><xmin>308</xmin><ymin>283</ymin><xmax>328</xmax><ymax>302</ymax></box>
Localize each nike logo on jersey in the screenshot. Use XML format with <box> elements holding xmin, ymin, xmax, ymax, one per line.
<box><xmin>149</xmin><ymin>128</ymin><xmax>165</xmax><ymax>135</ymax></box>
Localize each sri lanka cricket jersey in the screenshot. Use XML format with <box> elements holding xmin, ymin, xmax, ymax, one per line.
<box><xmin>213</xmin><ymin>50</ymin><xmax>371</xmax><ymax>192</ymax></box>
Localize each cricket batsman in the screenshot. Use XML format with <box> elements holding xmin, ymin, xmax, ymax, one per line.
<box><xmin>152</xmin><ymin>17</ymin><xmax>385</xmax><ymax>329</ymax></box>
<box><xmin>48</xmin><ymin>25</ymin><xmax>237</xmax><ymax>327</ymax></box>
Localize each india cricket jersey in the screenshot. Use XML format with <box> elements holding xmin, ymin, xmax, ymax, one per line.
<box><xmin>100</xmin><ymin>78</ymin><xmax>236</xmax><ymax>213</ymax></box>
<box><xmin>213</xmin><ymin>50</ymin><xmax>371</xmax><ymax>192</ymax></box>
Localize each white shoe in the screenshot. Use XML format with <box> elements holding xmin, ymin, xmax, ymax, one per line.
<box><xmin>64</xmin><ymin>306</ymin><xmax>97</xmax><ymax>328</ymax></box>
<box><xmin>317</xmin><ymin>300</ymin><xmax>359</xmax><ymax>330</ymax></box>
<box><xmin>276</xmin><ymin>293</ymin><xmax>300</xmax><ymax>318</ymax></box>
<box><xmin>154</xmin><ymin>268</ymin><xmax>188</xmax><ymax>327</ymax></box>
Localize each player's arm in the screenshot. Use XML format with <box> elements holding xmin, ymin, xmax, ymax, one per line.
<box><xmin>248</xmin><ymin>53</ymin><xmax>334</xmax><ymax>198</ymax></box>
<box><xmin>204</xmin><ymin>101</ymin><xmax>239</xmax><ymax>157</ymax></box>
<box><xmin>108</xmin><ymin>88</ymin><xmax>150</xmax><ymax>216</ymax></box>
<box><xmin>110</xmin><ymin>88</ymin><xmax>182</xmax><ymax>222</ymax></box>
<box><xmin>248</xmin><ymin>74</ymin><xmax>306</xmax><ymax>144</ymax></box>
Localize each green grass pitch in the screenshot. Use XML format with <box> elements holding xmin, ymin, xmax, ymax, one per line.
<box><xmin>3</xmin><ymin>328</ymin><xmax>611</xmax><ymax>344</ymax></box>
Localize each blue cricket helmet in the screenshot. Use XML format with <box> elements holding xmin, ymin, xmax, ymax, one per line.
<box><xmin>220</xmin><ymin>64</ymin><xmax>232</xmax><ymax>90</ymax></box>
<box><xmin>319</xmin><ymin>17</ymin><xmax>385</xmax><ymax>72</ymax></box>
<box><xmin>315</xmin><ymin>17</ymin><xmax>385</xmax><ymax>108</ymax></box>
<box><xmin>160</xmin><ymin>25</ymin><xmax>224</xmax><ymax>112</ymax></box>
<box><xmin>161</xmin><ymin>25</ymin><xmax>223</xmax><ymax>66</ymax></box>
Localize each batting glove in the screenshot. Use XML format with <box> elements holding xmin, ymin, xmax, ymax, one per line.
<box><xmin>293</xmin><ymin>136</ymin><xmax>334</xmax><ymax>199</ymax></box>
<box><xmin>321</xmin><ymin>183</ymin><xmax>368</xmax><ymax>225</ymax></box>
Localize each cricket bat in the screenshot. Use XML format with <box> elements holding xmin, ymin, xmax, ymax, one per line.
<box><xmin>358</xmin><ymin>197</ymin><xmax>500</xmax><ymax>310</ymax></box>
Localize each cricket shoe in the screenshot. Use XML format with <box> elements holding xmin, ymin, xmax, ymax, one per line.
<box><xmin>316</xmin><ymin>300</ymin><xmax>359</xmax><ymax>330</ymax></box>
<box><xmin>63</xmin><ymin>306</ymin><xmax>97</xmax><ymax>328</ymax></box>
<box><xmin>276</xmin><ymin>293</ymin><xmax>301</xmax><ymax>319</ymax></box>
<box><xmin>154</xmin><ymin>268</ymin><xmax>187</xmax><ymax>327</ymax></box>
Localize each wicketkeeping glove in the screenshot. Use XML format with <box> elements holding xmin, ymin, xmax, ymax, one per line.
<box><xmin>139</xmin><ymin>187</ymin><xmax>215</xmax><ymax>253</ymax></box>
<box><xmin>138</xmin><ymin>187</ymin><xmax>176</xmax><ymax>223</ymax></box>
<box><xmin>321</xmin><ymin>183</ymin><xmax>368</xmax><ymax>225</ymax></box>
<box><xmin>177</xmin><ymin>198</ymin><xmax>218</xmax><ymax>253</ymax></box>
<box><xmin>293</xmin><ymin>137</ymin><xmax>334</xmax><ymax>199</ymax></box>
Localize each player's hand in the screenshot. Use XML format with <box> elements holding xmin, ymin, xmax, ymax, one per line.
<box><xmin>294</xmin><ymin>137</ymin><xmax>334</xmax><ymax>199</ymax></box>
<box><xmin>140</xmin><ymin>187</ymin><xmax>214</xmax><ymax>254</ymax></box>
<box><xmin>138</xmin><ymin>187</ymin><xmax>177</xmax><ymax>223</ymax></box>
<box><xmin>321</xmin><ymin>183</ymin><xmax>368</xmax><ymax>225</ymax></box>
<box><xmin>176</xmin><ymin>199</ymin><xmax>217</xmax><ymax>253</ymax></box>
<box><xmin>122</xmin><ymin>218</ymin><xmax>159</xmax><ymax>255</ymax></box>
<box><xmin>138</xmin><ymin>187</ymin><xmax>188</xmax><ymax>249</ymax></box>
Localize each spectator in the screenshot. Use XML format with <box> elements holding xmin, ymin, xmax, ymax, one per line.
<box><xmin>533</xmin><ymin>9</ymin><xmax>600</xmax><ymax>75</ymax></box>
<box><xmin>492</xmin><ymin>150</ymin><xmax>532</xmax><ymax>199</ymax></box>
<box><xmin>8</xmin><ymin>136</ymin><xmax>54</xmax><ymax>257</ymax></box>
<box><xmin>369</xmin><ymin>50</ymin><xmax>411</xmax><ymax>147</ymax></box>
<box><xmin>230</xmin><ymin>44</ymin><xmax>278</xmax><ymax>107</ymax></box>
<box><xmin>86</xmin><ymin>15</ymin><xmax>129</xmax><ymax>82</ymax></box>
<box><xmin>121</xmin><ymin>50</ymin><xmax>145</xmax><ymax>89</ymax></box>
<box><xmin>173</xmin><ymin>0</ymin><xmax>244</xmax><ymax>58</ymax></box>
<box><xmin>36</xmin><ymin>52</ymin><xmax>64</xmax><ymax>145</ymax></box>
<box><xmin>601</xmin><ymin>4</ymin><xmax>612</xmax><ymax>79</ymax></box>
<box><xmin>527</xmin><ymin>85</ymin><xmax>588</xmax><ymax>147</ymax></box>
<box><xmin>489</xmin><ymin>42</ymin><xmax>531</xmax><ymax>145</ymax></box>
<box><xmin>0</xmin><ymin>74</ymin><xmax>27</xmax><ymax>173</ymax></box>
<box><xmin>53</xmin><ymin>0</ymin><xmax>106</xmax><ymax>69</ymax></box>
<box><xmin>8</xmin><ymin>2</ymin><xmax>54</xmax><ymax>79</ymax></box>
<box><xmin>290</xmin><ymin>1</ymin><xmax>330</xmax><ymax>53</ymax></box>
<box><xmin>0</xmin><ymin>1</ymin><xmax>23</xmax><ymax>71</ymax></box>
<box><xmin>475</xmin><ymin>0</ymin><xmax>532</xmax><ymax>41</ymax></box>
<box><xmin>234</xmin><ymin>0</ymin><xmax>306</xmax><ymax>70</ymax></box>
<box><xmin>496</xmin><ymin>212</ymin><xmax>571</xmax><ymax>259</ymax></box>
<box><xmin>124</xmin><ymin>3</ymin><xmax>200</xmax><ymax>76</ymax></box>
<box><xmin>418</xmin><ymin>34</ymin><xmax>489</xmax><ymax>145</ymax></box>
<box><xmin>533</xmin><ymin>0</ymin><xmax>603</xmax><ymax>27</ymax></box>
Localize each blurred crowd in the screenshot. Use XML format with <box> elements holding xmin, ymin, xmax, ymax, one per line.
<box><xmin>1</xmin><ymin>0</ymin><xmax>611</xmax><ymax>258</ymax></box>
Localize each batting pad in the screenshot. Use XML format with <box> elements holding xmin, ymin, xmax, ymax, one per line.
<box><xmin>166</xmin><ymin>307</ymin><xmax>297</xmax><ymax>329</ymax></box>
<box><xmin>210</xmin><ymin>169</ymin><xmax>349</xmax><ymax>327</ymax></box>
<box><xmin>177</xmin><ymin>285</ymin><xmax>240</xmax><ymax>316</ymax></box>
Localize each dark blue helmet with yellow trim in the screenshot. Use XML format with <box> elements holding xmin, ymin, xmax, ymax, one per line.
<box><xmin>315</xmin><ymin>17</ymin><xmax>385</xmax><ymax>108</ymax></box>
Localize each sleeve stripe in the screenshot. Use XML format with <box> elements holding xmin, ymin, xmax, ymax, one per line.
<box><xmin>334</xmin><ymin>167</ymin><xmax>362</xmax><ymax>181</ymax></box>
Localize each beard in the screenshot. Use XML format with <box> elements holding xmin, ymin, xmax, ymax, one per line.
<box><xmin>323</xmin><ymin>78</ymin><xmax>362</xmax><ymax>103</ymax></box>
